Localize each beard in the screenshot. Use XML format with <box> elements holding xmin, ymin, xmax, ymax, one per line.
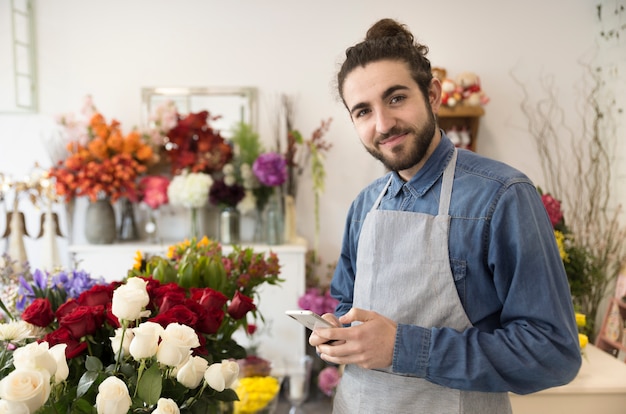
<box><xmin>364</xmin><ymin>109</ymin><xmax>437</xmax><ymax>172</ymax></box>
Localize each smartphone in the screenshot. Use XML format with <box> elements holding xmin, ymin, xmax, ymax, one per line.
<box><xmin>285</xmin><ymin>310</ymin><xmax>335</xmax><ymax>331</ymax></box>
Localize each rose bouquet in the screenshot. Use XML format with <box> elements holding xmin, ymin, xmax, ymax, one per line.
<box><xmin>0</xmin><ymin>275</ymin><xmax>242</xmax><ymax>413</ymax></box>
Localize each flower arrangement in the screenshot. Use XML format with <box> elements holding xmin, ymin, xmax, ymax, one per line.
<box><xmin>0</xmin><ymin>274</ymin><xmax>243</xmax><ymax>413</ymax></box>
<box><xmin>138</xmin><ymin>175</ymin><xmax>171</xmax><ymax>210</ymax></box>
<box><xmin>162</xmin><ymin>110</ymin><xmax>233</xmax><ymax>176</ymax></box>
<box><xmin>539</xmin><ymin>189</ymin><xmax>607</xmax><ymax>339</ymax></box>
<box><xmin>232</xmin><ymin>355</ymin><xmax>280</xmax><ymax>414</ymax></box>
<box><xmin>167</xmin><ymin>171</ymin><xmax>213</xmax><ymax>238</ymax></box>
<box><xmin>209</xmin><ymin>174</ymin><xmax>245</xmax><ymax>210</ymax></box>
<box><xmin>49</xmin><ymin>97</ymin><xmax>155</xmax><ymax>203</ymax></box>
<box><xmin>0</xmin><ymin>233</ymin><xmax>283</xmax><ymax>413</ymax></box>
<box><xmin>130</xmin><ymin>237</ymin><xmax>283</xmax><ymax>359</ymax></box>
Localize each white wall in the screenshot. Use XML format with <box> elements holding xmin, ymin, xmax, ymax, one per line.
<box><xmin>0</xmin><ymin>0</ymin><xmax>614</xmax><ymax>275</ymax></box>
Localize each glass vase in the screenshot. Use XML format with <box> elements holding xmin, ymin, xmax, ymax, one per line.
<box><xmin>219</xmin><ymin>206</ymin><xmax>240</xmax><ymax>245</ymax></box>
<box><xmin>189</xmin><ymin>206</ymin><xmax>202</xmax><ymax>240</ymax></box>
<box><xmin>117</xmin><ymin>197</ymin><xmax>139</xmax><ymax>241</ymax></box>
<box><xmin>144</xmin><ymin>208</ymin><xmax>160</xmax><ymax>244</ymax></box>
<box><xmin>264</xmin><ymin>194</ymin><xmax>283</xmax><ymax>245</ymax></box>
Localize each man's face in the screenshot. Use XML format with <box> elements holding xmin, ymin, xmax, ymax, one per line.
<box><xmin>342</xmin><ymin>60</ymin><xmax>441</xmax><ymax>179</ymax></box>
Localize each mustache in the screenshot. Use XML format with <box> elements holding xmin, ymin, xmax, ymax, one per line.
<box><xmin>375</xmin><ymin>126</ymin><xmax>412</xmax><ymax>144</ymax></box>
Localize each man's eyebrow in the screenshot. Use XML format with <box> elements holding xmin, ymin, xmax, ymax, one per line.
<box><xmin>349</xmin><ymin>84</ymin><xmax>411</xmax><ymax>115</ymax></box>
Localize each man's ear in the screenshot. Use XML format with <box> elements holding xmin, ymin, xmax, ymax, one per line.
<box><xmin>429</xmin><ymin>77</ymin><xmax>442</xmax><ymax>114</ymax></box>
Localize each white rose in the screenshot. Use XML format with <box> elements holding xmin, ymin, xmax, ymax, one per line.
<box><xmin>0</xmin><ymin>368</ymin><xmax>51</xmax><ymax>413</ymax></box>
<box><xmin>204</xmin><ymin>360</ymin><xmax>239</xmax><ymax>392</ymax></box>
<box><xmin>12</xmin><ymin>342</ymin><xmax>57</xmax><ymax>378</ymax></box>
<box><xmin>157</xmin><ymin>323</ymin><xmax>200</xmax><ymax>367</ymax></box>
<box><xmin>0</xmin><ymin>399</ymin><xmax>29</xmax><ymax>414</ymax></box>
<box><xmin>95</xmin><ymin>376</ymin><xmax>132</xmax><ymax>414</ymax></box>
<box><xmin>111</xmin><ymin>277</ymin><xmax>150</xmax><ymax>322</ymax></box>
<box><xmin>48</xmin><ymin>344</ymin><xmax>69</xmax><ymax>384</ymax></box>
<box><xmin>110</xmin><ymin>327</ymin><xmax>135</xmax><ymax>360</ymax></box>
<box><xmin>176</xmin><ymin>356</ymin><xmax>208</xmax><ymax>389</ymax></box>
<box><xmin>152</xmin><ymin>398</ymin><xmax>180</xmax><ymax>414</ymax></box>
<box><xmin>129</xmin><ymin>322</ymin><xmax>163</xmax><ymax>360</ymax></box>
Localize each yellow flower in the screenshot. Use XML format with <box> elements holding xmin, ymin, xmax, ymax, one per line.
<box><xmin>234</xmin><ymin>376</ymin><xmax>280</xmax><ymax>414</ymax></box>
<box><xmin>575</xmin><ymin>312</ymin><xmax>586</xmax><ymax>328</ymax></box>
<box><xmin>133</xmin><ymin>250</ymin><xmax>143</xmax><ymax>271</ymax></box>
<box><xmin>579</xmin><ymin>333</ymin><xmax>589</xmax><ymax>349</ymax></box>
<box><xmin>554</xmin><ymin>230</ymin><xmax>569</xmax><ymax>262</ymax></box>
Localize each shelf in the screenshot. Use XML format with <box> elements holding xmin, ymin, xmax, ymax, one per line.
<box><xmin>436</xmin><ymin>105</ymin><xmax>485</xmax><ymax>152</ymax></box>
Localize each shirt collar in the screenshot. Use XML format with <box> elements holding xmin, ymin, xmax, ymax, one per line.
<box><xmin>387</xmin><ymin>132</ymin><xmax>455</xmax><ymax>198</ymax></box>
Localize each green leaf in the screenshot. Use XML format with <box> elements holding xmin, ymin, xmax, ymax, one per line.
<box><xmin>77</xmin><ymin>371</ymin><xmax>99</xmax><ymax>398</ymax></box>
<box><xmin>73</xmin><ymin>398</ymin><xmax>98</xmax><ymax>414</ymax></box>
<box><xmin>85</xmin><ymin>355</ymin><xmax>103</xmax><ymax>372</ymax></box>
<box><xmin>137</xmin><ymin>362</ymin><xmax>162</xmax><ymax>406</ymax></box>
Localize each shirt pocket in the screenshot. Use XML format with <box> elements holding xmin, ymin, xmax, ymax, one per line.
<box><xmin>450</xmin><ymin>258</ymin><xmax>467</xmax><ymax>307</ymax></box>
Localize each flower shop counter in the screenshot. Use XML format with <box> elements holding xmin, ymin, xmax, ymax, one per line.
<box><xmin>68</xmin><ymin>242</ymin><xmax>308</xmax><ymax>369</ymax></box>
<box><xmin>509</xmin><ymin>344</ymin><xmax>626</xmax><ymax>414</ymax></box>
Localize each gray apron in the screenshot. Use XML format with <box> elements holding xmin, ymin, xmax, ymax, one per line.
<box><xmin>333</xmin><ymin>150</ymin><xmax>511</xmax><ymax>413</ymax></box>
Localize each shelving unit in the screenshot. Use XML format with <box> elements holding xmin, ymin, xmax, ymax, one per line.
<box><xmin>595</xmin><ymin>297</ymin><xmax>626</xmax><ymax>360</ymax></box>
<box><xmin>437</xmin><ymin>105</ymin><xmax>485</xmax><ymax>152</ymax></box>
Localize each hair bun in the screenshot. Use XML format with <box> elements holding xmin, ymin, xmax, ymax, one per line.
<box><xmin>365</xmin><ymin>18</ymin><xmax>414</xmax><ymax>44</ymax></box>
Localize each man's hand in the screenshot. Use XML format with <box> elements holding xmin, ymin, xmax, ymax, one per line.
<box><xmin>309</xmin><ymin>308</ymin><xmax>397</xmax><ymax>370</ymax></box>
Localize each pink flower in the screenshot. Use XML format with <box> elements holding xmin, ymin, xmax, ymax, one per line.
<box><xmin>298</xmin><ymin>288</ymin><xmax>339</xmax><ymax>316</ymax></box>
<box><xmin>139</xmin><ymin>175</ymin><xmax>170</xmax><ymax>209</ymax></box>
<box><xmin>318</xmin><ymin>366</ymin><xmax>341</xmax><ymax>396</ymax></box>
<box><xmin>541</xmin><ymin>193</ymin><xmax>563</xmax><ymax>228</ymax></box>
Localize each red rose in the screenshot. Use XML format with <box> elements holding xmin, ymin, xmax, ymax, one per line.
<box><xmin>105</xmin><ymin>304</ymin><xmax>121</xmax><ymax>329</ymax></box>
<box><xmin>227</xmin><ymin>292</ymin><xmax>256</xmax><ymax>320</ymax></box>
<box><xmin>22</xmin><ymin>298</ymin><xmax>54</xmax><ymax>327</ymax></box>
<box><xmin>158</xmin><ymin>291</ymin><xmax>187</xmax><ymax>313</ymax></box>
<box><xmin>191</xmin><ymin>288</ymin><xmax>228</xmax><ymax>310</ymax></box>
<box><xmin>43</xmin><ymin>327</ymin><xmax>88</xmax><ymax>359</ymax></box>
<box><xmin>55</xmin><ymin>299</ymin><xmax>80</xmax><ymax>320</ymax></box>
<box><xmin>150</xmin><ymin>304</ymin><xmax>197</xmax><ymax>328</ymax></box>
<box><xmin>77</xmin><ymin>284</ymin><xmax>115</xmax><ymax>307</ymax></box>
<box><xmin>189</xmin><ymin>302</ymin><xmax>224</xmax><ymax>334</ymax></box>
<box><xmin>247</xmin><ymin>324</ymin><xmax>257</xmax><ymax>335</ymax></box>
<box><xmin>59</xmin><ymin>305</ymin><xmax>105</xmax><ymax>338</ymax></box>
<box><xmin>152</xmin><ymin>283</ymin><xmax>186</xmax><ymax>309</ymax></box>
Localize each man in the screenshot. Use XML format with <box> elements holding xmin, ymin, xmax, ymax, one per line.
<box><xmin>309</xmin><ymin>18</ymin><xmax>581</xmax><ymax>413</ymax></box>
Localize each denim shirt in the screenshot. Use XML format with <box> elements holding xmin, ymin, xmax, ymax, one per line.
<box><xmin>330</xmin><ymin>134</ymin><xmax>581</xmax><ymax>395</ymax></box>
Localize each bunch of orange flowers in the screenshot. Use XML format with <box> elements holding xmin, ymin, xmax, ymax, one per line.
<box><xmin>49</xmin><ymin>112</ymin><xmax>155</xmax><ymax>202</ymax></box>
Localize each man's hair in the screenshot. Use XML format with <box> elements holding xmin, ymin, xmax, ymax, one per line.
<box><xmin>337</xmin><ymin>18</ymin><xmax>433</xmax><ymax>106</ymax></box>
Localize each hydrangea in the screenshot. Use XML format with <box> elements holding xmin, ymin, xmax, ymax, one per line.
<box><xmin>167</xmin><ymin>172</ymin><xmax>213</xmax><ymax>208</ymax></box>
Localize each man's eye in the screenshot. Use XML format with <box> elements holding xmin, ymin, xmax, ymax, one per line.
<box><xmin>390</xmin><ymin>95</ymin><xmax>405</xmax><ymax>104</ymax></box>
<box><xmin>355</xmin><ymin>108</ymin><xmax>370</xmax><ymax>118</ymax></box>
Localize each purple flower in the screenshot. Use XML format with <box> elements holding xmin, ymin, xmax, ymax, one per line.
<box><xmin>51</xmin><ymin>269</ymin><xmax>104</xmax><ymax>299</ymax></box>
<box><xmin>252</xmin><ymin>152</ymin><xmax>287</xmax><ymax>187</ymax></box>
<box><xmin>298</xmin><ymin>287</ymin><xmax>339</xmax><ymax>316</ymax></box>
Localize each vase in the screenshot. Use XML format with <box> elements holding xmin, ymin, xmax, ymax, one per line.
<box><xmin>219</xmin><ymin>206</ymin><xmax>240</xmax><ymax>245</ymax></box>
<box><xmin>117</xmin><ymin>197</ymin><xmax>139</xmax><ymax>241</ymax></box>
<box><xmin>189</xmin><ymin>206</ymin><xmax>202</xmax><ymax>240</ymax></box>
<box><xmin>264</xmin><ymin>194</ymin><xmax>283</xmax><ymax>245</ymax></box>
<box><xmin>144</xmin><ymin>208</ymin><xmax>160</xmax><ymax>244</ymax></box>
<box><xmin>84</xmin><ymin>198</ymin><xmax>116</xmax><ymax>244</ymax></box>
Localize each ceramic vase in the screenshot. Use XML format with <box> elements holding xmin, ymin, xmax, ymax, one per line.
<box><xmin>85</xmin><ymin>198</ymin><xmax>116</xmax><ymax>244</ymax></box>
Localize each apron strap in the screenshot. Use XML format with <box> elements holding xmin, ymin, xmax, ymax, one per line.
<box><xmin>371</xmin><ymin>176</ymin><xmax>393</xmax><ymax>212</ymax></box>
<box><xmin>438</xmin><ymin>148</ymin><xmax>457</xmax><ymax>216</ymax></box>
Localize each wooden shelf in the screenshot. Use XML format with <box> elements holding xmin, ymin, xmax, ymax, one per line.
<box><xmin>437</xmin><ymin>104</ymin><xmax>485</xmax><ymax>152</ymax></box>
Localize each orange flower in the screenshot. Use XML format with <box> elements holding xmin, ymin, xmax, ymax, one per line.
<box><xmin>49</xmin><ymin>103</ymin><xmax>156</xmax><ymax>203</ymax></box>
